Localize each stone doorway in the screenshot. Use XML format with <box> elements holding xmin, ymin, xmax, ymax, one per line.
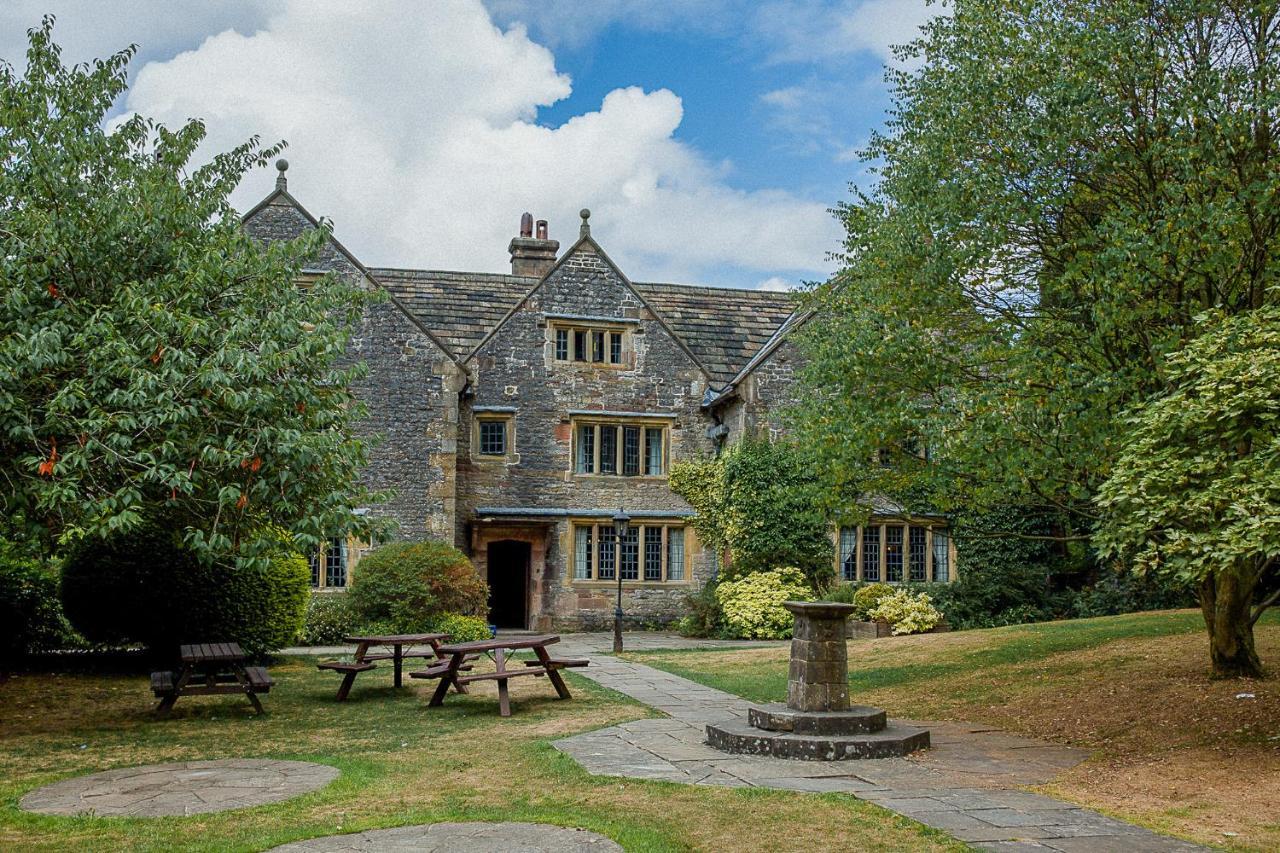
<box><xmin>487</xmin><ymin>539</ymin><xmax>531</xmax><ymax>629</ymax></box>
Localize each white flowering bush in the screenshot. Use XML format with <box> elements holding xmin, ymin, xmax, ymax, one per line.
<box><xmin>868</xmin><ymin>589</ymin><xmax>944</xmax><ymax>635</ymax></box>
<box><xmin>715</xmin><ymin>567</ymin><xmax>812</xmax><ymax>639</ymax></box>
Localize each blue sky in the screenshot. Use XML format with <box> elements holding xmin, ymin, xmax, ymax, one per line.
<box><xmin>0</xmin><ymin>1</ymin><xmax>942</xmax><ymax>289</ymax></box>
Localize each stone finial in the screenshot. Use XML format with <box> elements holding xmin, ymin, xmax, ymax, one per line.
<box><xmin>275</xmin><ymin>158</ymin><xmax>289</xmax><ymax>191</ymax></box>
<box><xmin>579</xmin><ymin>208</ymin><xmax>591</xmax><ymax>238</ymax></box>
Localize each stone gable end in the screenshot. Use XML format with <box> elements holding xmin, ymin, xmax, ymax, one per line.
<box><xmin>243</xmin><ymin>196</ymin><xmax>462</xmax><ymax>540</ymax></box>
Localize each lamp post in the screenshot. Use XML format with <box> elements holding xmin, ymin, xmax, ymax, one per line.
<box><xmin>612</xmin><ymin>507</ymin><xmax>630</xmax><ymax>653</ymax></box>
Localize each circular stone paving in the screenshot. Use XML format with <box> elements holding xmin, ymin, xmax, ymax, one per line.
<box><xmin>268</xmin><ymin>822</ymin><xmax>623</xmax><ymax>852</ymax></box>
<box><xmin>19</xmin><ymin>759</ymin><xmax>338</xmax><ymax>817</ymax></box>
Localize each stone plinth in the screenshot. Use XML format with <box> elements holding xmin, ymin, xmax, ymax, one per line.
<box><xmin>706</xmin><ymin>599</ymin><xmax>929</xmax><ymax>760</ymax></box>
<box><xmin>785</xmin><ymin>601</ymin><xmax>856</xmax><ymax>711</ymax></box>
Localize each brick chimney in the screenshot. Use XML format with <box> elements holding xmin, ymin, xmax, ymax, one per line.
<box><xmin>508</xmin><ymin>213</ymin><xmax>559</xmax><ymax>277</ymax></box>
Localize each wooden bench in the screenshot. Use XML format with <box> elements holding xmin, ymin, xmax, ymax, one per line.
<box><xmin>524</xmin><ymin>658</ymin><xmax>589</xmax><ymax>671</ymax></box>
<box><xmin>244</xmin><ymin>666</ymin><xmax>275</xmax><ymax>692</ymax></box>
<box><xmin>151</xmin><ymin>670</ymin><xmax>177</xmax><ymax>696</ymax></box>
<box><xmin>316</xmin><ymin>660</ymin><xmax>376</xmax><ymax>701</ymax></box>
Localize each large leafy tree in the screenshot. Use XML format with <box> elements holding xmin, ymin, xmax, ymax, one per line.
<box><xmin>798</xmin><ymin>0</ymin><xmax>1280</xmax><ymax>675</ymax></box>
<box><xmin>1097</xmin><ymin>309</ymin><xmax>1280</xmax><ymax>676</ymax></box>
<box><xmin>0</xmin><ymin>20</ymin><xmax>381</xmax><ymax>566</ymax></box>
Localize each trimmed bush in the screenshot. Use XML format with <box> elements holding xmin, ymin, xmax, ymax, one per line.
<box><xmin>867</xmin><ymin>589</ymin><xmax>944</xmax><ymax>635</ymax></box>
<box><xmin>60</xmin><ymin>525</ymin><xmax>310</xmax><ymax>657</ymax></box>
<box><xmin>347</xmin><ymin>540</ymin><xmax>487</xmax><ymax>633</ymax></box>
<box><xmin>715</xmin><ymin>566</ymin><xmax>812</xmax><ymax>639</ymax></box>
<box><xmin>851</xmin><ymin>582</ymin><xmax>894</xmax><ymax>621</ymax></box>
<box><xmin>429</xmin><ymin>613</ymin><xmax>492</xmax><ymax>642</ymax></box>
<box><xmin>298</xmin><ymin>592</ymin><xmax>359</xmax><ymax>646</ymax></box>
<box><xmin>1</xmin><ymin>541</ymin><xmax>66</xmax><ymax>668</ymax></box>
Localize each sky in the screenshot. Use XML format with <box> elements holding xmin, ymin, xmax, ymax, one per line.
<box><xmin>0</xmin><ymin>1</ymin><xmax>944</xmax><ymax>290</ymax></box>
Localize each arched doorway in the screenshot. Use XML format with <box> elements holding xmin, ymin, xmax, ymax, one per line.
<box><xmin>487</xmin><ymin>539</ymin><xmax>531</xmax><ymax>629</ymax></box>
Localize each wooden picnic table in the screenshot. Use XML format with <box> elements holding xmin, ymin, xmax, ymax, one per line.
<box><xmin>151</xmin><ymin>642</ymin><xmax>273</xmax><ymax>715</ymax></box>
<box><xmin>426</xmin><ymin>635</ymin><xmax>588</xmax><ymax>717</ymax></box>
<box><xmin>317</xmin><ymin>633</ymin><xmax>457</xmax><ymax>700</ymax></box>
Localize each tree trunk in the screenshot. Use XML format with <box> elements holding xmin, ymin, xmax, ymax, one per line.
<box><xmin>1199</xmin><ymin>570</ymin><xmax>1263</xmax><ymax>679</ymax></box>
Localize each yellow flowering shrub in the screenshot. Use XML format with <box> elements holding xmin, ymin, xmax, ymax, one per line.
<box><xmin>715</xmin><ymin>567</ymin><xmax>812</xmax><ymax>639</ymax></box>
<box><xmin>867</xmin><ymin>589</ymin><xmax>943</xmax><ymax>635</ymax></box>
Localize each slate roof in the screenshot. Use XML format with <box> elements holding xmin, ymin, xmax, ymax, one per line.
<box><xmin>369</xmin><ymin>266</ymin><xmax>798</xmax><ymax>386</ymax></box>
<box><xmin>632</xmin><ymin>282</ymin><xmax>798</xmax><ymax>385</ymax></box>
<box><xmin>371</xmin><ymin>268</ymin><xmax>536</xmax><ymax>358</ymax></box>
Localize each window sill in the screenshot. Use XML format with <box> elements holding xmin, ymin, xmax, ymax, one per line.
<box><xmin>570</xmin><ymin>473</ymin><xmax>668</xmax><ymax>481</ymax></box>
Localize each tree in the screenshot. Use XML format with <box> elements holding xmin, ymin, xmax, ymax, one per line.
<box><xmin>670</xmin><ymin>439</ymin><xmax>834</xmax><ymax>588</ymax></box>
<box><xmin>0</xmin><ymin>19</ymin><xmax>382</xmax><ymax>567</ymax></box>
<box><xmin>798</xmin><ymin>0</ymin><xmax>1280</xmax><ymax>675</ymax></box>
<box><xmin>1097</xmin><ymin>308</ymin><xmax>1280</xmax><ymax>677</ymax></box>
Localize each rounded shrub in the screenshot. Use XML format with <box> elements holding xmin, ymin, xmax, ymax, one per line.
<box><xmin>715</xmin><ymin>566</ymin><xmax>812</xmax><ymax>639</ymax></box>
<box><xmin>851</xmin><ymin>582</ymin><xmax>894</xmax><ymax>620</ymax></box>
<box><xmin>298</xmin><ymin>592</ymin><xmax>359</xmax><ymax>646</ymax></box>
<box><xmin>1</xmin><ymin>541</ymin><xmax>67</xmax><ymax>667</ymax></box>
<box><xmin>60</xmin><ymin>524</ymin><xmax>310</xmax><ymax>658</ymax></box>
<box><xmin>347</xmin><ymin>539</ymin><xmax>487</xmax><ymax>633</ymax></box>
<box><xmin>429</xmin><ymin>613</ymin><xmax>492</xmax><ymax>642</ymax></box>
<box><xmin>868</xmin><ymin>589</ymin><xmax>944</xmax><ymax>635</ymax></box>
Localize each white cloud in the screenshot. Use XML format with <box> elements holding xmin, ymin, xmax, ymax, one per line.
<box><xmin>483</xmin><ymin>0</ymin><xmax>732</xmax><ymax>49</ymax></box>
<box><xmin>755</xmin><ymin>0</ymin><xmax>946</xmax><ymax>67</ymax></box>
<box><xmin>110</xmin><ymin>0</ymin><xmax>839</xmax><ymax>284</ymax></box>
<box><xmin>756</xmin><ymin>276</ymin><xmax>793</xmax><ymax>292</ymax></box>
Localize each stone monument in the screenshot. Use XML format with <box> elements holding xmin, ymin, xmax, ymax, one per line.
<box><xmin>706</xmin><ymin>601</ymin><xmax>930</xmax><ymax>760</ymax></box>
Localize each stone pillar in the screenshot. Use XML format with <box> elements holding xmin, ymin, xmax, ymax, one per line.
<box><xmin>785</xmin><ymin>601</ymin><xmax>856</xmax><ymax>712</ymax></box>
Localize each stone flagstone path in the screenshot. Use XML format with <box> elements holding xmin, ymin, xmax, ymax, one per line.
<box><xmin>19</xmin><ymin>759</ymin><xmax>338</xmax><ymax>817</ymax></box>
<box><xmin>268</xmin><ymin>822</ymin><xmax>622</xmax><ymax>852</ymax></box>
<box><xmin>548</xmin><ymin>634</ymin><xmax>1207</xmax><ymax>853</ymax></box>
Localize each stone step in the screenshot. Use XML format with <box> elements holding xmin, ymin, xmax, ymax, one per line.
<box><xmin>748</xmin><ymin>703</ymin><xmax>887</xmax><ymax>735</ymax></box>
<box><xmin>706</xmin><ymin>719</ymin><xmax>930</xmax><ymax>761</ymax></box>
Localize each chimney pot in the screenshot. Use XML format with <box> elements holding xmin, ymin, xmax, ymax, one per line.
<box><xmin>509</xmin><ymin>216</ymin><xmax>559</xmax><ymax>278</ymax></box>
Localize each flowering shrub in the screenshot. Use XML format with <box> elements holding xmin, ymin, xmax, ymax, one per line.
<box><xmin>868</xmin><ymin>589</ymin><xmax>944</xmax><ymax>635</ymax></box>
<box><xmin>851</xmin><ymin>582</ymin><xmax>895</xmax><ymax>620</ymax></box>
<box><xmin>429</xmin><ymin>613</ymin><xmax>492</xmax><ymax>642</ymax></box>
<box><xmin>715</xmin><ymin>567</ymin><xmax>812</xmax><ymax>639</ymax></box>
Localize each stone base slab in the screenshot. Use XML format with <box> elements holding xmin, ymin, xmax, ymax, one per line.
<box><xmin>748</xmin><ymin>703</ymin><xmax>888</xmax><ymax>735</ymax></box>
<box><xmin>706</xmin><ymin>719</ymin><xmax>930</xmax><ymax>761</ymax></box>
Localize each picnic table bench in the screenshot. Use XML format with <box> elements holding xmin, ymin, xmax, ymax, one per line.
<box><xmin>317</xmin><ymin>633</ymin><xmax>473</xmax><ymax>701</ymax></box>
<box><xmin>151</xmin><ymin>642</ymin><xmax>273</xmax><ymax>715</ymax></box>
<box><xmin>423</xmin><ymin>635</ymin><xmax>588</xmax><ymax>717</ymax></box>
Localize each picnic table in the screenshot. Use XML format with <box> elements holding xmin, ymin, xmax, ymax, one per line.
<box><xmin>423</xmin><ymin>635</ymin><xmax>587</xmax><ymax>717</ymax></box>
<box><xmin>151</xmin><ymin>642</ymin><xmax>273</xmax><ymax>715</ymax></box>
<box><xmin>318</xmin><ymin>633</ymin><xmax>462</xmax><ymax>700</ymax></box>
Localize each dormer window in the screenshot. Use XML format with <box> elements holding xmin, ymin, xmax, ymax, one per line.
<box><xmin>553</xmin><ymin>323</ymin><xmax>625</xmax><ymax>365</ymax></box>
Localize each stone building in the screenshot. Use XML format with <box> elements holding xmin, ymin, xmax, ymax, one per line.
<box><xmin>243</xmin><ymin>163</ymin><xmax>954</xmax><ymax>630</ymax></box>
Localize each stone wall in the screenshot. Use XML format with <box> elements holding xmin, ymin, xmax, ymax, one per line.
<box><xmin>243</xmin><ymin>196</ymin><xmax>460</xmax><ymax>541</ymax></box>
<box><xmin>461</xmin><ymin>239</ymin><xmax>719</xmax><ymax>627</ymax></box>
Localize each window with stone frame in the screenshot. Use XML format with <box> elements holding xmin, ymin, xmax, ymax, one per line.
<box><xmin>572</xmin><ymin>419</ymin><xmax>669</xmax><ymax>477</ymax></box>
<box><xmin>570</xmin><ymin>522</ymin><xmax>689</xmax><ymax>583</ymax></box>
<box><xmin>310</xmin><ymin>538</ymin><xmax>350</xmax><ymax>589</ymax></box>
<box><xmin>552</xmin><ymin>322</ymin><xmax>627</xmax><ymax>365</ymax></box>
<box><xmin>478</xmin><ymin>418</ymin><xmax>507</xmax><ymax>456</ymax></box>
<box><xmin>837</xmin><ymin>520</ymin><xmax>954</xmax><ymax>584</ymax></box>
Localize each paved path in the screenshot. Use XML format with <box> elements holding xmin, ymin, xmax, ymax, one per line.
<box><xmin>19</xmin><ymin>759</ymin><xmax>338</xmax><ymax>817</ymax></box>
<box><xmin>547</xmin><ymin>635</ymin><xmax>1207</xmax><ymax>853</ymax></box>
<box><xmin>268</xmin><ymin>822</ymin><xmax>621</xmax><ymax>852</ymax></box>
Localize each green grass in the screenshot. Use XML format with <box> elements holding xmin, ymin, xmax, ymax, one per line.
<box><xmin>625</xmin><ymin>608</ymin><xmax>1280</xmax><ymax>853</ymax></box>
<box><xmin>0</xmin><ymin>655</ymin><xmax>964</xmax><ymax>852</ymax></box>
<box><xmin>627</xmin><ymin>609</ymin><xmax>1227</xmax><ymax>704</ymax></box>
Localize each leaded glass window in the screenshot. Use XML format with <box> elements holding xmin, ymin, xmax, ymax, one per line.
<box><xmin>576</xmin><ymin>425</ymin><xmax>595</xmax><ymax>473</ymax></box>
<box><xmin>667</xmin><ymin>530</ymin><xmax>685</xmax><ymax>580</ymax></box>
<box><xmin>839</xmin><ymin>528</ymin><xmax>858</xmax><ymax>581</ymax></box>
<box><xmin>932</xmin><ymin>529</ymin><xmax>950</xmax><ymax>582</ymax></box>
<box><xmin>555</xmin><ymin>328</ymin><xmax>569</xmax><ymax>360</ymax></box>
<box><xmin>609</xmin><ymin>332</ymin><xmax>622</xmax><ymax>364</ymax></box>
<box><xmin>645</xmin><ymin>427</ymin><xmax>663</xmax><ymax>475</ymax></box>
<box><xmin>478</xmin><ymin>419</ymin><xmax>506</xmax><ymax>456</ymax></box>
<box><xmin>574</xmin><ymin>525</ymin><xmax>592</xmax><ymax>580</ymax></box>
<box><xmin>623</xmin><ymin>426</ymin><xmax>641</xmax><ymax>476</ymax></box>
<box><xmin>909</xmin><ymin>526</ymin><xmax>927</xmax><ymax>582</ymax></box>
<box><xmin>862</xmin><ymin>525</ymin><xmax>880</xmax><ymax>581</ymax></box>
<box><xmin>597</xmin><ymin>525</ymin><xmax>616</xmax><ymax>580</ymax></box>
<box><xmin>325</xmin><ymin>538</ymin><xmax>347</xmax><ymax>587</ymax></box>
<box><xmin>620</xmin><ymin>527</ymin><xmax>639</xmax><ymax>580</ymax></box>
<box><xmin>644</xmin><ymin>527</ymin><xmax>663</xmax><ymax>580</ymax></box>
<box><xmin>599</xmin><ymin>426</ymin><xmax>618</xmax><ymax>475</ymax></box>
<box><xmin>885</xmin><ymin>525</ymin><xmax>904</xmax><ymax>582</ymax></box>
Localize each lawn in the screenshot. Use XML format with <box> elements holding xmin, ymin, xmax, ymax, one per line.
<box><xmin>626</xmin><ymin>609</ymin><xmax>1280</xmax><ymax>852</ymax></box>
<box><xmin>0</xmin><ymin>655</ymin><xmax>963</xmax><ymax>852</ymax></box>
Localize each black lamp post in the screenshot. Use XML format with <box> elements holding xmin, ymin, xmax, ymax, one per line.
<box><xmin>612</xmin><ymin>507</ymin><xmax>630</xmax><ymax>653</ymax></box>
